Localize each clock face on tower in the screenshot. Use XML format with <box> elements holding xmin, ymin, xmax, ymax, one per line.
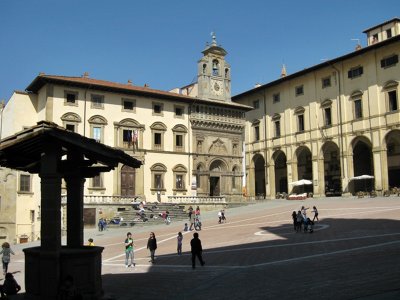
<box><xmin>211</xmin><ymin>80</ymin><xmax>223</xmax><ymax>96</ymax></box>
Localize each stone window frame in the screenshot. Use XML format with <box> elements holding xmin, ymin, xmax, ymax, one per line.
<box><xmin>272</xmin><ymin>113</ymin><xmax>281</xmax><ymax>138</ymax></box>
<box><xmin>121</xmin><ymin>98</ymin><xmax>136</xmax><ymax>113</ymax></box>
<box><xmin>172</xmin><ymin>124</ymin><xmax>187</xmax><ymax>152</ymax></box>
<box><xmin>380</xmin><ymin>54</ymin><xmax>398</xmax><ymax>69</ymax></box>
<box><xmin>174</xmin><ymin>105</ymin><xmax>185</xmax><ymax>118</ymax></box>
<box><xmin>91</xmin><ymin>94</ymin><xmax>104</xmax><ymax>109</ymax></box>
<box><xmin>89</xmin><ymin>173</ymin><xmax>105</xmax><ymax>191</ymax></box>
<box><xmin>321</xmin><ymin>99</ymin><xmax>333</xmax><ymax>127</ymax></box>
<box><xmin>61</xmin><ymin>112</ymin><xmax>81</xmax><ymax>133</ymax></box>
<box><xmin>273</xmin><ymin>93</ymin><xmax>280</xmax><ymax>103</ymax></box>
<box><xmin>252</xmin><ymin>119</ymin><xmax>260</xmax><ymax>142</ymax></box>
<box><xmin>172</xmin><ymin>164</ymin><xmax>187</xmax><ymax>192</ymax></box>
<box><xmin>88</xmin><ymin>115</ymin><xmax>107</xmax><ymax>143</ymax></box>
<box><xmin>294</xmin><ymin>106</ymin><xmax>305</xmax><ymax>133</ymax></box>
<box><xmin>322</xmin><ymin>76</ymin><xmax>331</xmax><ymax>89</ymax></box>
<box><xmin>253</xmin><ymin>99</ymin><xmax>260</xmax><ymax>109</ymax></box>
<box><xmin>115</xmin><ymin>118</ymin><xmax>145</xmax><ymax>149</ymax></box>
<box><xmin>383</xmin><ymin>80</ymin><xmax>399</xmax><ymax>112</ymax></box>
<box><xmin>150</xmin><ymin>122</ymin><xmax>167</xmax><ymax>151</ymax></box>
<box><xmin>295</xmin><ymin>85</ymin><xmax>304</xmax><ymax>96</ymax></box>
<box><xmin>64</xmin><ymin>90</ymin><xmax>79</xmax><ymax>107</ymax></box>
<box><xmin>150</xmin><ymin>163</ymin><xmax>167</xmax><ymax>192</ymax></box>
<box><xmin>152</xmin><ymin>102</ymin><xmax>164</xmax><ymax>116</ymax></box>
<box><xmin>350</xmin><ymin>90</ymin><xmax>364</xmax><ymax>119</ymax></box>
<box><xmin>348</xmin><ymin>66</ymin><xmax>364</xmax><ymax>79</ymax></box>
<box><xmin>18</xmin><ymin>172</ymin><xmax>32</xmax><ymax>194</ymax></box>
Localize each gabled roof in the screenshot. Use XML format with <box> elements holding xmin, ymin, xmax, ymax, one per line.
<box><xmin>0</xmin><ymin>121</ymin><xmax>142</xmax><ymax>174</ymax></box>
<box><xmin>26</xmin><ymin>74</ymin><xmax>252</xmax><ymax>110</ymax></box>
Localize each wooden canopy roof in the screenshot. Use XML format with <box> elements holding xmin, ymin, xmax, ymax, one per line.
<box><xmin>0</xmin><ymin>121</ymin><xmax>142</xmax><ymax>174</ymax></box>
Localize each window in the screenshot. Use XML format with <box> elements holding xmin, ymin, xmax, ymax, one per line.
<box><xmin>91</xmin><ymin>94</ymin><xmax>104</xmax><ymax>109</ymax></box>
<box><xmin>295</xmin><ymin>85</ymin><xmax>304</xmax><ymax>96</ymax></box>
<box><xmin>322</xmin><ymin>77</ymin><xmax>331</xmax><ymax>88</ymax></box>
<box><xmin>30</xmin><ymin>210</ymin><xmax>35</xmax><ymax>223</ymax></box>
<box><xmin>154</xmin><ymin>132</ymin><xmax>162</xmax><ymax>148</ymax></box>
<box><xmin>175</xmin><ymin>106</ymin><xmax>184</xmax><ymax>116</ymax></box>
<box><xmin>275</xmin><ymin>120</ymin><xmax>281</xmax><ymax>138</ymax></box>
<box><xmin>212</xmin><ymin>59</ymin><xmax>219</xmax><ymax>76</ymax></box>
<box><xmin>153</xmin><ymin>103</ymin><xmax>163</xmax><ymax>114</ymax></box>
<box><xmin>65</xmin><ymin>91</ymin><xmax>78</xmax><ymax>105</ymax></box>
<box><xmin>324</xmin><ymin>107</ymin><xmax>332</xmax><ymax>126</ymax></box>
<box><xmin>297</xmin><ymin>114</ymin><xmax>305</xmax><ymax>132</ymax></box>
<box><xmin>92</xmin><ymin>174</ymin><xmax>103</xmax><ymax>188</ymax></box>
<box><xmin>372</xmin><ymin>34</ymin><xmax>378</xmax><ymax>44</ymax></box>
<box><xmin>66</xmin><ymin>124</ymin><xmax>75</xmax><ymax>132</ymax></box>
<box><xmin>155</xmin><ymin>174</ymin><xmax>163</xmax><ymax>189</ymax></box>
<box><xmin>19</xmin><ymin>174</ymin><xmax>31</xmax><ymax>192</ymax></box>
<box><xmin>273</xmin><ymin>93</ymin><xmax>280</xmax><ymax>103</ymax></box>
<box><xmin>388</xmin><ymin>90</ymin><xmax>398</xmax><ymax>111</ymax></box>
<box><xmin>176</xmin><ymin>175</ymin><xmax>184</xmax><ymax>189</ymax></box>
<box><xmin>93</xmin><ymin>126</ymin><xmax>101</xmax><ymax>142</ymax></box>
<box><xmin>254</xmin><ymin>126</ymin><xmax>260</xmax><ymax>141</ymax></box>
<box><xmin>348</xmin><ymin>66</ymin><xmax>363</xmax><ymax>79</ymax></box>
<box><xmin>386</xmin><ymin>29</ymin><xmax>393</xmax><ymax>39</ymax></box>
<box><xmin>122</xmin><ymin>99</ymin><xmax>135</xmax><ymax>111</ymax></box>
<box><xmin>253</xmin><ymin>100</ymin><xmax>260</xmax><ymax>109</ymax></box>
<box><xmin>354</xmin><ymin>99</ymin><xmax>363</xmax><ymax>119</ymax></box>
<box><xmin>381</xmin><ymin>54</ymin><xmax>398</xmax><ymax>68</ymax></box>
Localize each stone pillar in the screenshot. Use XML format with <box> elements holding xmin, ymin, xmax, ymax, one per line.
<box><xmin>65</xmin><ymin>175</ymin><xmax>85</xmax><ymax>247</ymax></box>
<box><xmin>267</xmin><ymin>162</ymin><xmax>275</xmax><ymax>198</ymax></box>
<box><xmin>380</xmin><ymin>149</ymin><xmax>389</xmax><ymax>191</ymax></box>
<box><xmin>316</xmin><ymin>157</ymin><xmax>325</xmax><ymax>196</ymax></box>
<box><xmin>372</xmin><ymin>148</ymin><xmax>384</xmax><ymax>192</ymax></box>
<box><xmin>27</xmin><ymin>143</ymin><xmax>62</xmax><ymax>299</ymax></box>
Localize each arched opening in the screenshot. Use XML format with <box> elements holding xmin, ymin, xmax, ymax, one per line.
<box><xmin>209</xmin><ymin>159</ymin><xmax>226</xmax><ymax>196</ymax></box>
<box><xmin>385</xmin><ymin>130</ymin><xmax>400</xmax><ymax>189</ymax></box>
<box><xmin>322</xmin><ymin>141</ymin><xmax>342</xmax><ymax>196</ymax></box>
<box><xmin>296</xmin><ymin>146</ymin><xmax>313</xmax><ymax>194</ymax></box>
<box><xmin>121</xmin><ymin>165</ymin><xmax>136</xmax><ymax>196</ymax></box>
<box><xmin>352</xmin><ymin>139</ymin><xmax>374</xmax><ymax>193</ymax></box>
<box><xmin>252</xmin><ymin>154</ymin><xmax>266</xmax><ymax>198</ymax></box>
<box><xmin>273</xmin><ymin>151</ymin><xmax>287</xmax><ymax>194</ymax></box>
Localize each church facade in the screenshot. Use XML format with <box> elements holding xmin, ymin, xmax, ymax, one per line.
<box><xmin>0</xmin><ymin>35</ymin><xmax>250</xmax><ymax>243</ymax></box>
<box><xmin>233</xmin><ymin>18</ymin><xmax>400</xmax><ymax>199</ymax></box>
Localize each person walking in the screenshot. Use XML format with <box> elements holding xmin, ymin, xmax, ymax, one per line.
<box><xmin>125</xmin><ymin>232</ymin><xmax>136</xmax><ymax>268</ymax></box>
<box><xmin>190</xmin><ymin>232</ymin><xmax>205</xmax><ymax>269</ymax></box>
<box><xmin>218</xmin><ymin>210</ymin><xmax>222</xmax><ymax>224</ymax></box>
<box><xmin>221</xmin><ymin>209</ymin><xmax>226</xmax><ymax>223</ymax></box>
<box><xmin>312</xmin><ymin>206</ymin><xmax>319</xmax><ymax>221</ymax></box>
<box><xmin>292</xmin><ymin>211</ymin><xmax>297</xmax><ymax>231</ymax></box>
<box><xmin>0</xmin><ymin>242</ymin><xmax>15</xmax><ymax>275</ymax></box>
<box><xmin>147</xmin><ymin>232</ymin><xmax>157</xmax><ymax>263</ymax></box>
<box><xmin>177</xmin><ymin>232</ymin><xmax>183</xmax><ymax>255</ymax></box>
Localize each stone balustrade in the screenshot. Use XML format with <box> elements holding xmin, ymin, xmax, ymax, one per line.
<box><xmin>166</xmin><ymin>196</ymin><xmax>226</xmax><ymax>204</ymax></box>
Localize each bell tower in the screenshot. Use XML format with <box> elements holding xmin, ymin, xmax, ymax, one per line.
<box><xmin>197</xmin><ymin>33</ymin><xmax>231</xmax><ymax>102</ymax></box>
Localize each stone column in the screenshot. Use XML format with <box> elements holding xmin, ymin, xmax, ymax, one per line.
<box><xmin>267</xmin><ymin>162</ymin><xmax>275</xmax><ymax>198</ymax></box>
<box><xmin>37</xmin><ymin>143</ymin><xmax>62</xmax><ymax>298</ymax></box>
<box><xmin>65</xmin><ymin>175</ymin><xmax>85</xmax><ymax>247</ymax></box>
<box><xmin>372</xmin><ymin>148</ymin><xmax>384</xmax><ymax>192</ymax></box>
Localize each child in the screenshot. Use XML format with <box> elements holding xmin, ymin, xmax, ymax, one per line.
<box><xmin>125</xmin><ymin>232</ymin><xmax>136</xmax><ymax>268</ymax></box>
<box><xmin>0</xmin><ymin>242</ymin><xmax>15</xmax><ymax>275</ymax></box>
<box><xmin>88</xmin><ymin>238</ymin><xmax>95</xmax><ymax>246</ymax></box>
<box><xmin>183</xmin><ymin>223</ymin><xmax>189</xmax><ymax>231</ymax></box>
<box><xmin>0</xmin><ymin>272</ymin><xmax>21</xmax><ymax>298</ymax></box>
<box><xmin>177</xmin><ymin>232</ymin><xmax>183</xmax><ymax>255</ymax></box>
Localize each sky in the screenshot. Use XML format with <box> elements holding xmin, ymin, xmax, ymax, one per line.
<box><xmin>0</xmin><ymin>0</ymin><xmax>398</xmax><ymax>102</ymax></box>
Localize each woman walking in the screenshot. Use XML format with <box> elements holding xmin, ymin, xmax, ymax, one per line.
<box><xmin>177</xmin><ymin>232</ymin><xmax>183</xmax><ymax>255</ymax></box>
<box><xmin>0</xmin><ymin>242</ymin><xmax>15</xmax><ymax>275</ymax></box>
<box><xmin>147</xmin><ymin>232</ymin><xmax>158</xmax><ymax>263</ymax></box>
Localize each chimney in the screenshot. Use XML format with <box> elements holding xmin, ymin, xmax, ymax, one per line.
<box><xmin>82</xmin><ymin>72</ymin><xmax>89</xmax><ymax>78</ymax></box>
<box><xmin>144</xmin><ymin>83</ymin><xmax>149</xmax><ymax>88</ymax></box>
<box><xmin>127</xmin><ymin>79</ymin><xmax>133</xmax><ymax>85</ymax></box>
<box><xmin>254</xmin><ymin>83</ymin><xmax>262</xmax><ymax>88</ymax></box>
<box><xmin>39</xmin><ymin>72</ymin><xmax>45</xmax><ymax>76</ymax></box>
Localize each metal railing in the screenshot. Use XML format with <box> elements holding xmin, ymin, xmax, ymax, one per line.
<box><xmin>166</xmin><ymin>196</ymin><xmax>226</xmax><ymax>204</ymax></box>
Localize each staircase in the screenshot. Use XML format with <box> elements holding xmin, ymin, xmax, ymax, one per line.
<box><xmin>109</xmin><ymin>203</ymin><xmax>189</xmax><ymax>227</ymax></box>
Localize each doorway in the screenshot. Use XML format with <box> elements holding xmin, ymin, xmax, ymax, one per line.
<box><xmin>210</xmin><ymin>176</ymin><xmax>220</xmax><ymax>196</ymax></box>
<box><xmin>121</xmin><ymin>165</ymin><xmax>136</xmax><ymax>196</ymax></box>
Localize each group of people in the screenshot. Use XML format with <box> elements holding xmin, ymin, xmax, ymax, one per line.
<box><xmin>97</xmin><ymin>218</ymin><xmax>108</xmax><ymax>231</ymax></box>
<box><xmin>0</xmin><ymin>242</ymin><xmax>21</xmax><ymax>298</ymax></box>
<box><xmin>124</xmin><ymin>229</ymin><xmax>205</xmax><ymax>269</ymax></box>
<box><xmin>292</xmin><ymin>205</ymin><xmax>319</xmax><ymax>233</ymax></box>
<box><xmin>187</xmin><ymin>206</ymin><xmax>202</xmax><ymax>231</ymax></box>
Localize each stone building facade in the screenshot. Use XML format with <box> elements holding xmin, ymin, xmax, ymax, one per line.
<box><xmin>0</xmin><ymin>36</ymin><xmax>250</xmax><ymax>243</ymax></box>
<box><xmin>233</xmin><ymin>18</ymin><xmax>400</xmax><ymax>199</ymax></box>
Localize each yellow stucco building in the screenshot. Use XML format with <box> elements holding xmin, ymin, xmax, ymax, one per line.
<box><xmin>0</xmin><ymin>35</ymin><xmax>250</xmax><ymax>243</ymax></box>
<box><xmin>233</xmin><ymin>18</ymin><xmax>400</xmax><ymax>199</ymax></box>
